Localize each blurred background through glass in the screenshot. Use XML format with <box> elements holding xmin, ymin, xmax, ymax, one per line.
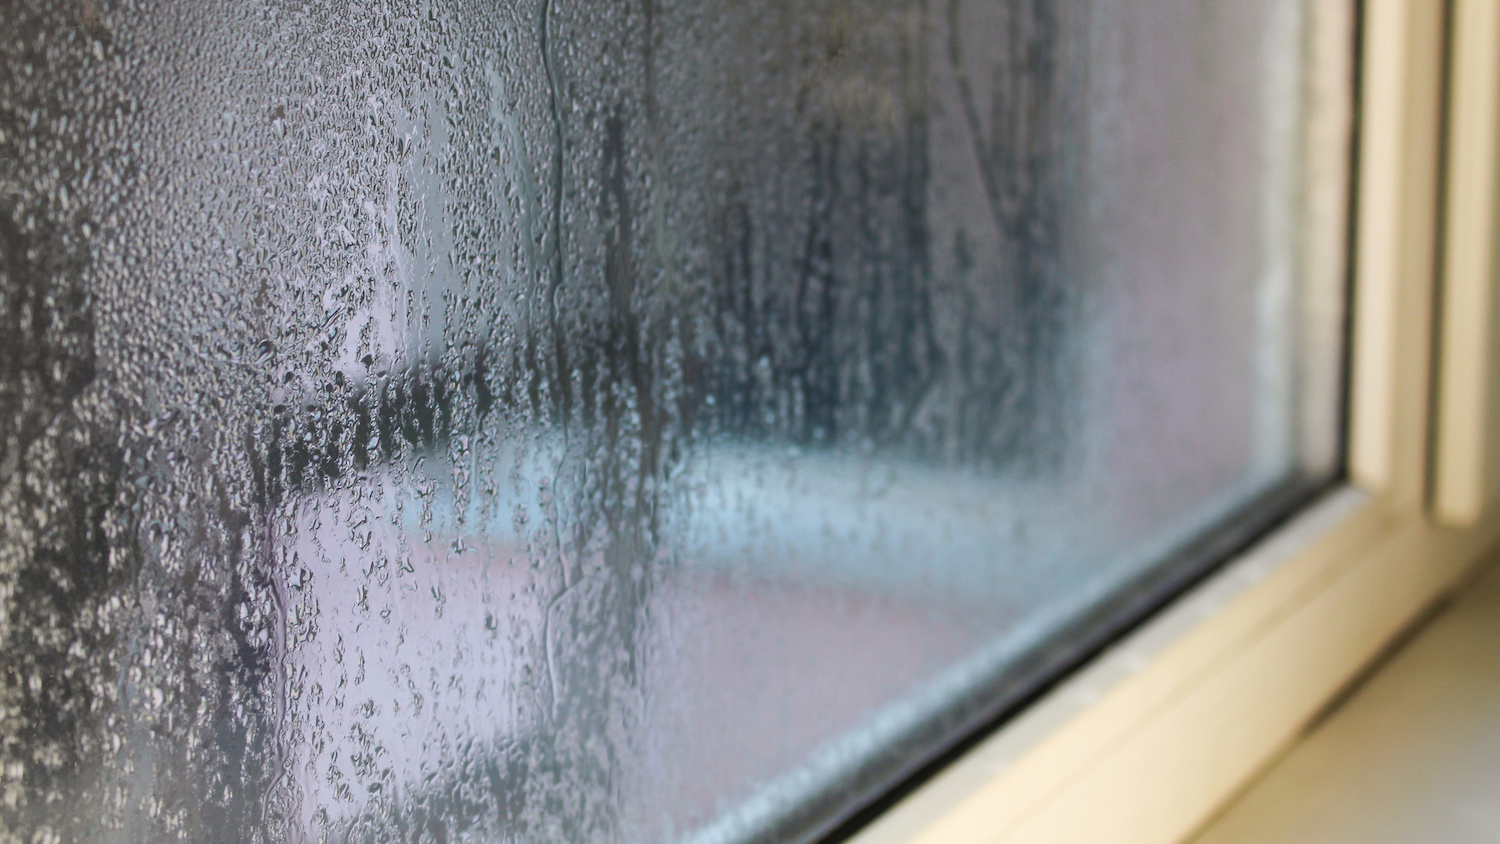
<box><xmin>0</xmin><ymin>1</ymin><xmax>1350</xmax><ymax>841</ymax></box>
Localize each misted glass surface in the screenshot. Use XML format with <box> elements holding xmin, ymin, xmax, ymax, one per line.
<box><xmin>0</xmin><ymin>1</ymin><xmax>1349</xmax><ymax>841</ymax></box>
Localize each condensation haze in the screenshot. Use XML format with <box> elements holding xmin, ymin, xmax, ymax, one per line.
<box><xmin>0</xmin><ymin>1</ymin><xmax>1347</xmax><ymax>842</ymax></box>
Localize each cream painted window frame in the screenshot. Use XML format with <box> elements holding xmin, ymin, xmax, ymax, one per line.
<box><xmin>847</xmin><ymin>2</ymin><xmax>1500</xmax><ymax>843</ymax></box>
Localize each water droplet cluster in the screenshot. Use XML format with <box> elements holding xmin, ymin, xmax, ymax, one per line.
<box><xmin>0</xmin><ymin>0</ymin><xmax>1328</xmax><ymax>841</ymax></box>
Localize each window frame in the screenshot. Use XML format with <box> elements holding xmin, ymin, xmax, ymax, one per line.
<box><xmin>844</xmin><ymin>1</ymin><xmax>1500</xmax><ymax>842</ymax></box>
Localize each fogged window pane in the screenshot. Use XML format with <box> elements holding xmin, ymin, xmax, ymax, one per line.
<box><xmin>0</xmin><ymin>0</ymin><xmax>1349</xmax><ymax>842</ymax></box>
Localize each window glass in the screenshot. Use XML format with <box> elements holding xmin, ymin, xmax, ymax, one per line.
<box><xmin>0</xmin><ymin>0</ymin><xmax>1349</xmax><ymax>841</ymax></box>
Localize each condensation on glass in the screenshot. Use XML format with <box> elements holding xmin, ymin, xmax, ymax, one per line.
<box><xmin>0</xmin><ymin>1</ymin><xmax>1351</xmax><ymax>842</ymax></box>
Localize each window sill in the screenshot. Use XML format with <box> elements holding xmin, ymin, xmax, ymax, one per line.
<box><xmin>1192</xmin><ymin>540</ymin><xmax>1500</xmax><ymax>843</ymax></box>
<box><xmin>849</xmin><ymin>487</ymin><xmax>1500</xmax><ymax>844</ymax></box>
